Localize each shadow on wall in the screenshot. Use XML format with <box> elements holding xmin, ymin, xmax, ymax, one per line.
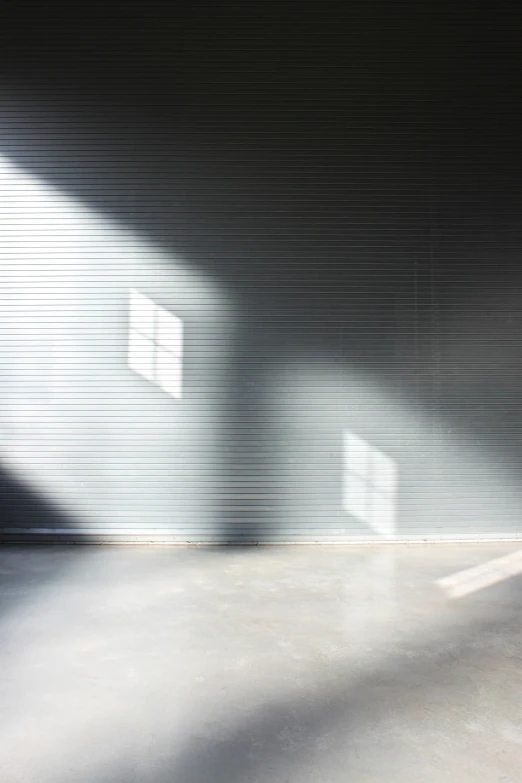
<box><xmin>2</xmin><ymin>85</ymin><xmax>522</xmax><ymax>541</ymax></box>
<box><xmin>0</xmin><ymin>462</ymin><xmax>72</xmax><ymax>536</ymax></box>
<box><xmin>214</xmin><ymin>312</ymin><xmax>284</xmax><ymax>545</ymax></box>
<box><xmin>0</xmin><ymin>463</ymin><xmax>96</xmax><ymax>620</ymax></box>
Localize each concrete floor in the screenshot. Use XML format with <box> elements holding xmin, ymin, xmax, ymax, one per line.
<box><xmin>0</xmin><ymin>545</ymin><xmax>521</xmax><ymax>782</ymax></box>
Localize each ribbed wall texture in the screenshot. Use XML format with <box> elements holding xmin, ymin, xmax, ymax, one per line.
<box><xmin>1</xmin><ymin>4</ymin><xmax>522</xmax><ymax>541</ymax></box>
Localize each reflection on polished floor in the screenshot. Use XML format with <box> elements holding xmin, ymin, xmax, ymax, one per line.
<box><xmin>0</xmin><ymin>544</ymin><xmax>521</xmax><ymax>782</ymax></box>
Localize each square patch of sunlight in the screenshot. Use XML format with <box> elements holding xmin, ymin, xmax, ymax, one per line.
<box><xmin>343</xmin><ymin>432</ymin><xmax>398</xmax><ymax>538</ymax></box>
<box><xmin>128</xmin><ymin>289</ymin><xmax>183</xmax><ymax>399</ymax></box>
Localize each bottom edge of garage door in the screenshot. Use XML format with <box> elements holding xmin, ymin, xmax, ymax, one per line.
<box><xmin>1</xmin><ymin>528</ymin><xmax>522</xmax><ymax>545</ymax></box>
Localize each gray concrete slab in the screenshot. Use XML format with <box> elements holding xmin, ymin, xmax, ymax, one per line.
<box><xmin>0</xmin><ymin>543</ymin><xmax>521</xmax><ymax>782</ymax></box>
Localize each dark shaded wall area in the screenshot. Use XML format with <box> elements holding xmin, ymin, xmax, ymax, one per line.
<box><xmin>1</xmin><ymin>4</ymin><xmax>522</xmax><ymax>541</ymax></box>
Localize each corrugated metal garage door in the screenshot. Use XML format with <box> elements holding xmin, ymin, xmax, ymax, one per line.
<box><xmin>2</xmin><ymin>7</ymin><xmax>522</xmax><ymax>543</ymax></box>
<box><xmin>2</xmin><ymin>141</ymin><xmax>522</xmax><ymax>544</ymax></box>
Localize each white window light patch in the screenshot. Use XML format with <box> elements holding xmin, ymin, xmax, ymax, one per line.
<box><xmin>343</xmin><ymin>431</ymin><xmax>398</xmax><ymax>538</ymax></box>
<box><xmin>128</xmin><ymin>289</ymin><xmax>183</xmax><ymax>399</ymax></box>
